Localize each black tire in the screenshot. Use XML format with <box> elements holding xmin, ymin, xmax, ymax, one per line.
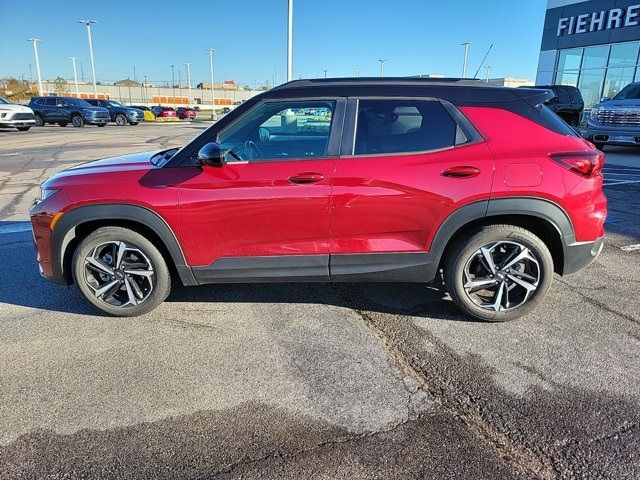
<box><xmin>115</xmin><ymin>114</ymin><xmax>127</xmax><ymax>126</ymax></box>
<box><xmin>34</xmin><ymin>114</ymin><xmax>44</xmax><ymax>127</ymax></box>
<box><xmin>129</xmin><ymin>122</ymin><xmax>139</xmax><ymax>126</ymax></box>
<box><xmin>594</xmin><ymin>142</ymin><xmax>605</xmax><ymax>151</ymax></box>
<box><xmin>71</xmin><ymin>114</ymin><xmax>84</xmax><ymax>127</ymax></box>
<box><xmin>443</xmin><ymin>225</ymin><xmax>554</xmax><ymax>322</ymax></box>
<box><xmin>17</xmin><ymin>126</ymin><xmax>31</xmax><ymax>131</ymax></box>
<box><xmin>58</xmin><ymin>122</ymin><xmax>68</xmax><ymax>127</ymax></box>
<box><xmin>72</xmin><ymin>226</ymin><xmax>171</xmax><ymax>317</ymax></box>
<box><xmin>97</xmin><ymin>124</ymin><xmax>107</xmax><ymax>127</ymax></box>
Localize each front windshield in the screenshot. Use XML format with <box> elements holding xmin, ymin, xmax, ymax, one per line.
<box><xmin>614</xmin><ymin>84</ymin><xmax>640</xmax><ymax>100</ymax></box>
<box><xmin>67</xmin><ymin>98</ymin><xmax>92</xmax><ymax>107</ymax></box>
<box><xmin>0</xmin><ymin>97</ymin><xmax>9</xmax><ymax>105</ymax></box>
<box><xmin>107</xmin><ymin>100</ymin><xmax>124</xmax><ymax>107</ymax></box>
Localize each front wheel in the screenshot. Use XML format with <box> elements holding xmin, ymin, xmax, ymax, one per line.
<box><xmin>115</xmin><ymin>114</ymin><xmax>127</xmax><ymax>126</ymax></box>
<box><xmin>17</xmin><ymin>126</ymin><xmax>31</xmax><ymax>131</ymax></box>
<box><xmin>129</xmin><ymin>122</ymin><xmax>139</xmax><ymax>126</ymax></box>
<box><xmin>443</xmin><ymin>225</ymin><xmax>554</xmax><ymax>322</ymax></box>
<box><xmin>34</xmin><ymin>114</ymin><xmax>44</xmax><ymax>127</ymax></box>
<box><xmin>72</xmin><ymin>226</ymin><xmax>171</xmax><ymax>316</ymax></box>
<box><xmin>71</xmin><ymin>114</ymin><xmax>84</xmax><ymax>127</ymax></box>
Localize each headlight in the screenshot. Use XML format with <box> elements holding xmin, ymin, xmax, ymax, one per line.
<box><xmin>35</xmin><ymin>188</ymin><xmax>59</xmax><ymax>204</ymax></box>
<box><xmin>591</xmin><ymin>106</ymin><xmax>602</xmax><ymax>116</ymax></box>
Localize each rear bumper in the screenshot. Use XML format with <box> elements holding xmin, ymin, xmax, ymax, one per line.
<box><xmin>562</xmin><ymin>236</ymin><xmax>605</xmax><ymax>275</ymax></box>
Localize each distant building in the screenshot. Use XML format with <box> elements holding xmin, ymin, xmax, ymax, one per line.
<box><xmin>114</xmin><ymin>78</ymin><xmax>142</xmax><ymax>87</ymax></box>
<box><xmin>487</xmin><ymin>77</ymin><xmax>533</xmax><ymax>88</ymax></box>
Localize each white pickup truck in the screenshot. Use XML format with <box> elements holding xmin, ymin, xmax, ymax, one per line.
<box><xmin>0</xmin><ymin>96</ymin><xmax>36</xmax><ymax>131</ymax></box>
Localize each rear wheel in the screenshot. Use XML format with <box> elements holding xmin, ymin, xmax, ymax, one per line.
<box><xmin>115</xmin><ymin>114</ymin><xmax>127</xmax><ymax>126</ymax></box>
<box><xmin>34</xmin><ymin>114</ymin><xmax>44</xmax><ymax>127</ymax></box>
<box><xmin>17</xmin><ymin>126</ymin><xmax>31</xmax><ymax>131</ymax></box>
<box><xmin>71</xmin><ymin>114</ymin><xmax>84</xmax><ymax>127</ymax></box>
<box><xmin>72</xmin><ymin>226</ymin><xmax>171</xmax><ymax>316</ymax></box>
<box><xmin>443</xmin><ymin>225</ymin><xmax>554</xmax><ymax>322</ymax></box>
<box><xmin>130</xmin><ymin>122</ymin><xmax>139</xmax><ymax>126</ymax></box>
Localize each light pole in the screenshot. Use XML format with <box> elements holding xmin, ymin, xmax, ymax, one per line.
<box><xmin>184</xmin><ymin>62</ymin><xmax>192</xmax><ymax>106</ymax></box>
<box><xmin>378</xmin><ymin>58</ymin><xmax>387</xmax><ymax>77</ymax></box>
<box><xmin>28</xmin><ymin>38</ymin><xmax>43</xmax><ymax>96</ymax></box>
<box><xmin>69</xmin><ymin>56</ymin><xmax>80</xmax><ymax>97</ymax></box>
<box><xmin>79</xmin><ymin>20</ymin><xmax>98</xmax><ymax>98</ymax></box>
<box><xmin>461</xmin><ymin>41</ymin><xmax>471</xmax><ymax>78</ymax></box>
<box><xmin>133</xmin><ymin>66</ymin><xmax>136</xmax><ymax>82</ymax></box>
<box><xmin>171</xmin><ymin>65</ymin><xmax>175</xmax><ymax>104</ymax></box>
<box><xmin>323</xmin><ymin>68</ymin><xmax>328</xmax><ymax>78</ymax></box>
<box><xmin>205</xmin><ymin>48</ymin><xmax>216</xmax><ymax>119</ymax></box>
<box><xmin>485</xmin><ymin>65</ymin><xmax>492</xmax><ymax>83</ymax></box>
<box><xmin>287</xmin><ymin>0</ymin><xmax>293</xmax><ymax>81</ymax></box>
<box><xmin>355</xmin><ymin>68</ymin><xmax>360</xmax><ymax>77</ymax></box>
<box><xmin>143</xmin><ymin>75</ymin><xmax>147</xmax><ymax>104</ymax></box>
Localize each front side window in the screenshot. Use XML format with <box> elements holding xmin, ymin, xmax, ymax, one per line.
<box><xmin>217</xmin><ymin>100</ymin><xmax>335</xmax><ymax>162</ymax></box>
<box><xmin>354</xmin><ymin>99</ymin><xmax>459</xmax><ymax>155</ymax></box>
<box><xmin>614</xmin><ymin>83</ymin><xmax>640</xmax><ymax>100</ymax></box>
<box><xmin>44</xmin><ymin>98</ymin><xmax>57</xmax><ymax>106</ymax></box>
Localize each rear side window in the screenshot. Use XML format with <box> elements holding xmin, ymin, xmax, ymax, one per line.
<box><xmin>45</xmin><ymin>98</ymin><xmax>57</xmax><ymax>106</ymax></box>
<box><xmin>538</xmin><ymin>105</ymin><xmax>579</xmax><ymax>137</ymax></box>
<box><xmin>355</xmin><ymin>99</ymin><xmax>458</xmax><ymax>155</ymax></box>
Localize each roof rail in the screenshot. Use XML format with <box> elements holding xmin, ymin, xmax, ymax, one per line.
<box><xmin>272</xmin><ymin>77</ymin><xmax>493</xmax><ymax>90</ymax></box>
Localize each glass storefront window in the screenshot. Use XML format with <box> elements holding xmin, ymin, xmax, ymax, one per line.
<box><xmin>608</xmin><ymin>42</ymin><xmax>640</xmax><ymax>68</ymax></box>
<box><xmin>578</xmin><ymin>69</ymin><xmax>606</xmax><ymax>107</ymax></box>
<box><xmin>557</xmin><ymin>48</ymin><xmax>584</xmax><ymax>71</ymax></box>
<box><xmin>581</xmin><ymin>45</ymin><xmax>609</xmax><ymax>70</ymax></box>
<box><xmin>555</xmin><ymin>70</ymin><xmax>579</xmax><ymax>87</ymax></box>
<box><xmin>603</xmin><ymin>67</ymin><xmax>635</xmax><ymax>99</ymax></box>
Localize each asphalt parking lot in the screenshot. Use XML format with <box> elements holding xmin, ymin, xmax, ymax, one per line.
<box><xmin>0</xmin><ymin>124</ymin><xmax>638</xmax><ymax>479</ymax></box>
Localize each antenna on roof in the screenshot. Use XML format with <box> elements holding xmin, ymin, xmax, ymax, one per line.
<box><xmin>473</xmin><ymin>44</ymin><xmax>494</xmax><ymax>80</ymax></box>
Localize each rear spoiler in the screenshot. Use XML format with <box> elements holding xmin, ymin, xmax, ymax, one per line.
<box><xmin>513</xmin><ymin>88</ymin><xmax>555</xmax><ymax>108</ymax></box>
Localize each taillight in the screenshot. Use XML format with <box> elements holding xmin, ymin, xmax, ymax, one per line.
<box><xmin>549</xmin><ymin>151</ymin><xmax>605</xmax><ymax>178</ymax></box>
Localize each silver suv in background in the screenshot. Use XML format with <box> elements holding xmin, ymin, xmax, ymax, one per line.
<box><xmin>587</xmin><ymin>82</ymin><xmax>640</xmax><ymax>150</ymax></box>
<box><xmin>0</xmin><ymin>96</ymin><xmax>35</xmax><ymax>131</ymax></box>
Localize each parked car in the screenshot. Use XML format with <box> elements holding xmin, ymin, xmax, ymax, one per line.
<box><xmin>30</xmin><ymin>78</ymin><xmax>606</xmax><ymax>321</ymax></box>
<box><xmin>85</xmin><ymin>99</ymin><xmax>144</xmax><ymax>126</ymax></box>
<box><xmin>28</xmin><ymin>96</ymin><xmax>110</xmax><ymax>127</ymax></box>
<box><xmin>176</xmin><ymin>107</ymin><xmax>197</xmax><ymax>120</ymax></box>
<box><xmin>130</xmin><ymin>106</ymin><xmax>156</xmax><ymax>122</ymax></box>
<box><xmin>586</xmin><ymin>82</ymin><xmax>640</xmax><ymax>150</ymax></box>
<box><xmin>0</xmin><ymin>96</ymin><xmax>35</xmax><ymax>131</ymax></box>
<box><xmin>522</xmin><ymin>85</ymin><xmax>584</xmax><ymax>126</ymax></box>
<box><xmin>150</xmin><ymin>106</ymin><xmax>177</xmax><ymax>118</ymax></box>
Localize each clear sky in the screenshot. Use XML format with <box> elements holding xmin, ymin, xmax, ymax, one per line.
<box><xmin>0</xmin><ymin>0</ymin><xmax>546</xmax><ymax>88</ymax></box>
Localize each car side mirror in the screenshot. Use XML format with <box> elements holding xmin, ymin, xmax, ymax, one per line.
<box><xmin>197</xmin><ymin>142</ymin><xmax>226</xmax><ymax>167</ymax></box>
<box><xmin>259</xmin><ymin>127</ymin><xmax>270</xmax><ymax>142</ymax></box>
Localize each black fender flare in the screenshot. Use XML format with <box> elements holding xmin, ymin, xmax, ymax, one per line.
<box><xmin>429</xmin><ymin>197</ymin><xmax>575</xmax><ymax>270</ymax></box>
<box><xmin>51</xmin><ymin>204</ymin><xmax>197</xmax><ymax>286</ymax></box>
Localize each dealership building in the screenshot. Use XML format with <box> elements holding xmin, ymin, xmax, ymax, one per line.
<box><xmin>537</xmin><ymin>0</ymin><xmax>640</xmax><ymax>108</ymax></box>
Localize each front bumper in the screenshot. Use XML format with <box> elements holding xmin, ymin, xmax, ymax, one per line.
<box><xmin>585</xmin><ymin>121</ymin><xmax>640</xmax><ymax>146</ymax></box>
<box><xmin>563</xmin><ymin>236</ymin><xmax>605</xmax><ymax>275</ymax></box>
<box><xmin>0</xmin><ymin>118</ymin><xmax>36</xmax><ymax>127</ymax></box>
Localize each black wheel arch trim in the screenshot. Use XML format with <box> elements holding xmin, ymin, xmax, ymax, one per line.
<box><xmin>51</xmin><ymin>204</ymin><xmax>197</xmax><ymax>286</ymax></box>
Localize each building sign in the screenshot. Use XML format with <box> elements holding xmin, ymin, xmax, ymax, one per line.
<box><xmin>541</xmin><ymin>0</ymin><xmax>640</xmax><ymax>51</ymax></box>
<box><xmin>557</xmin><ymin>4</ymin><xmax>640</xmax><ymax>37</ymax></box>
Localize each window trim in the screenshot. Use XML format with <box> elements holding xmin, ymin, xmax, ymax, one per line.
<box><xmin>340</xmin><ymin>96</ymin><xmax>484</xmax><ymax>158</ymax></box>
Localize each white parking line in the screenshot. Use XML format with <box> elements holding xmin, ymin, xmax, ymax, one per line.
<box><xmin>604</xmin><ymin>180</ymin><xmax>640</xmax><ymax>186</ymax></box>
<box><xmin>0</xmin><ymin>223</ymin><xmax>32</xmax><ymax>234</ymax></box>
<box><xmin>621</xmin><ymin>244</ymin><xmax>640</xmax><ymax>252</ymax></box>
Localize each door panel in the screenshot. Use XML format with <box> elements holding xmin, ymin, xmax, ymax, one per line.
<box><xmin>178</xmin><ymin>158</ymin><xmax>336</xmax><ymax>267</ymax></box>
<box><xmin>330</xmin><ymin>141</ymin><xmax>495</xmax><ymax>254</ymax></box>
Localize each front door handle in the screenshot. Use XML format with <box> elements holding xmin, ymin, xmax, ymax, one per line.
<box><xmin>288</xmin><ymin>172</ymin><xmax>325</xmax><ymax>184</ymax></box>
<box><xmin>441</xmin><ymin>166</ymin><xmax>481</xmax><ymax>178</ymax></box>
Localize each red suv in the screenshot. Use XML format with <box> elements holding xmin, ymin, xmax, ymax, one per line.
<box><xmin>30</xmin><ymin>78</ymin><xmax>606</xmax><ymax>321</ymax></box>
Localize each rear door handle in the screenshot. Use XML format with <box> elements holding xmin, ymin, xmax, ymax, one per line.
<box><xmin>441</xmin><ymin>166</ymin><xmax>481</xmax><ymax>178</ymax></box>
<box><xmin>288</xmin><ymin>172</ymin><xmax>325</xmax><ymax>184</ymax></box>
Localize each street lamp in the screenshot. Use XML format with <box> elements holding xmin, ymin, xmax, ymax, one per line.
<box><xmin>461</xmin><ymin>42</ymin><xmax>471</xmax><ymax>78</ymax></box>
<box><xmin>485</xmin><ymin>65</ymin><xmax>492</xmax><ymax>83</ymax></box>
<box><xmin>355</xmin><ymin>67</ymin><xmax>360</xmax><ymax>77</ymax></box>
<box><xmin>79</xmin><ymin>20</ymin><xmax>98</xmax><ymax>98</ymax></box>
<box><xmin>287</xmin><ymin>0</ymin><xmax>293</xmax><ymax>81</ymax></box>
<box><xmin>184</xmin><ymin>62</ymin><xmax>192</xmax><ymax>106</ymax></box>
<box><xmin>69</xmin><ymin>56</ymin><xmax>80</xmax><ymax>97</ymax></box>
<box><xmin>378</xmin><ymin>58</ymin><xmax>387</xmax><ymax>77</ymax></box>
<box><xmin>171</xmin><ymin>64</ymin><xmax>175</xmax><ymax>104</ymax></box>
<box><xmin>27</xmin><ymin>38</ymin><xmax>43</xmax><ymax>96</ymax></box>
<box><xmin>205</xmin><ymin>48</ymin><xmax>216</xmax><ymax>120</ymax></box>
<box><xmin>323</xmin><ymin>67</ymin><xmax>328</xmax><ymax>79</ymax></box>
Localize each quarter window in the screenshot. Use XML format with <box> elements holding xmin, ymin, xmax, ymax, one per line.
<box><xmin>354</xmin><ymin>99</ymin><xmax>459</xmax><ymax>155</ymax></box>
<box><xmin>217</xmin><ymin>100</ymin><xmax>336</xmax><ymax>162</ymax></box>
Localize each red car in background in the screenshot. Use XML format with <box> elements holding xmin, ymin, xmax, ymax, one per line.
<box><xmin>176</xmin><ymin>107</ymin><xmax>197</xmax><ymax>120</ymax></box>
<box><xmin>150</xmin><ymin>106</ymin><xmax>177</xmax><ymax>118</ymax></box>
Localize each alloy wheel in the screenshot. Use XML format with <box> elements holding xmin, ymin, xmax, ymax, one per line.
<box><xmin>462</xmin><ymin>241</ymin><xmax>540</xmax><ymax>312</ymax></box>
<box><xmin>83</xmin><ymin>241</ymin><xmax>155</xmax><ymax>308</ymax></box>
